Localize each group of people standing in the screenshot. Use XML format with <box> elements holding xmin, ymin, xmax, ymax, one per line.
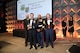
<box><xmin>24</xmin><ymin>13</ymin><xmax>74</xmax><ymax>50</ymax></box>
<box><xmin>24</xmin><ymin>13</ymin><xmax>56</xmax><ymax>50</ymax></box>
<box><xmin>62</xmin><ymin>16</ymin><xmax>74</xmax><ymax>38</ymax></box>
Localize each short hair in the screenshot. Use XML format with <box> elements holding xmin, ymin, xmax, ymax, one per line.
<box><xmin>30</xmin><ymin>13</ymin><xmax>34</xmax><ymax>16</ymax></box>
<box><xmin>46</xmin><ymin>13</ymin><xmax>50</xmax><ymax>16</ymax></box>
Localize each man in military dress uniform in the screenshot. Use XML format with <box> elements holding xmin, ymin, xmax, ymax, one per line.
<box><xmin>44</xmin><ymin>13</ymin><xmax>54</xmax><ymax>48</ymax></box>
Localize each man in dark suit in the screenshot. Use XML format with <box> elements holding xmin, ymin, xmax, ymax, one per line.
<box><xmin>28</xmin><ymin>13</ymin><xmax>37</xmax><ymax>49</ymax></box>
<box><xmin>24</xmin><ymin>14</ymin><xmax>29</xmax><ymax>46</ymax></box>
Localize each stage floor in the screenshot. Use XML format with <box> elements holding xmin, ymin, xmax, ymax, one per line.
<box><xmin>0</xmin><ymin>32</ymin><xmax>80</xmax><ymax>53</ymax></box>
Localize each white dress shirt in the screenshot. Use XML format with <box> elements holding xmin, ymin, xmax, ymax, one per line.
<box><xmin>30</xmin><ymin>19</ymin><xmax>33</xmax><ymax>26</ymax></box>
<box><xmin>47</xmin><ymin>19</ymin><xmax>51</xmax><ymax>25</ymax></box>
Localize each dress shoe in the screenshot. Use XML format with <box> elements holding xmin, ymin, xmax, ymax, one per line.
<box><xmin>35</xmin><ymin>47</ymin><xmax>37</xmax><ymax>50</ymax></box>
<box><xmin>25</xmin><ymin>44</ymin><xmax>27</xmax><ymax>46</ymax></box>
<box><xmin>38</xmin><ymin>45</ymin><xmax>40</xmax><ymax>47</ymax></box>
<box><xmin>41</xmin><ymin>47</ymin><xmax>43</xmax><ymax>49</ymax></box>
<box><xmin>46</xmin><ymin>46</ymin><xmax>48</xmax><ymax>48</ymax></box>
<box><xmin>51</xmin><ymin>46</ymin><xmax>54</xmax><ymax>48</ymax></box>
<box><xmin>29</xmin><ymin>47</ymin><xmax>33</xmax><ymax>49</ymax></box>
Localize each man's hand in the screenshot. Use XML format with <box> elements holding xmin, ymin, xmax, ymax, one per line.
<box><xmin>27</xmin><ymin>24</ymin><xmax>32</xmax><ymax>29</ymax></box>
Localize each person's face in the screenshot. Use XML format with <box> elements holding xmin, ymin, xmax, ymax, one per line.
<box><xmin>46</xmin><ymin>14</ymin><xmax>50</xmax><ymax>19</ymax></box>
<box><xmin>38</xmin><ymin>14</ymin><xmax>41</xmax><ymax>19</ymax></box>
<box><xmin>26</xmin><ymin>14</ymin><xmax>29</xmax><ymax>19</ymax></box>
<box><xmin>30</xmin><ymin>14</ymin><xmax>34</xmax><ymax>19</ymax></box>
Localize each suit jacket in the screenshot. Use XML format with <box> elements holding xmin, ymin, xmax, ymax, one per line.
<box><xmin>36</xmin><ymin>18</ymin><xmax>44</xmax><ymax>31</ymax></box>
<box><xmin>28</xmin><ymin>19</ymin><xmax>36</xmax><ymax>29</ymax></box>
<box><xmin>44</xmin><ymin>18</ymin><xmax>54</xmax><ymax>29</ymax></box>
<box><xmin>24</xmin><ymin>19</ymin><xmax>29</xmax><ymax>30</ymax></box>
